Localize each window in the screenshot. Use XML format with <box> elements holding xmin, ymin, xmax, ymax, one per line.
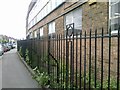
<box><xmin>48</xmin><ymin>21</ymin><xmax>56</xmax><ymax>38</ymax></box>
<box><xmin>40</xmin><ymin>27</ymin><xmax>43</xmax><ymax>36</ymax></box>
<box><xmin>34</xmin><ymin>30</ymin><xmax>37</xmax><ymax>38</ymax></box>
<box><xmin>48</xmin><ymin>21</ymin><xmax>55</xmax><ymax>34</ymax></box>
<box><xmin>30</xmin><ymin>32</ymin><xmax>33</xmax><ymax>39</ymax></box>
<box><xmin>36</xmin><ymin>27</ymin><xmax>43</xmax><ymax>39</ymax></box>
<box><xmin>51</xmin><ymin>0</ymin><xmax>56</xmax><ymax>10</ymax></box>
<box><xmin>65</xmin><ymin>8</ymin><xmax>82</xmax><ymax>35</ymax></box>
<box><xmin>28</xmin><ymin>0</ymin><xmax>64</xmax><ymax>29</ymax></box>
<box><xmin>48</xmin><ymin>1</ymin><xmax>52</xmax><ymax>13</ymax></box>
<box><xmin>109</xmin><ymin>0</ymin><xmax>120</xmax><ymax>34</ymax></box>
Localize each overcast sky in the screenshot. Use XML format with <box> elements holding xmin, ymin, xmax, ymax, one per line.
<box><xmin>0</xmin><ymin>0</ymin><xmax>31</xmax><ymax>39</ymax></box>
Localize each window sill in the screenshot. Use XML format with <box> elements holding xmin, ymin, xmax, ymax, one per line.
<box><xmin>111</xmin><ymin>30</ymin><xmax>119</xmax><ymax>35</ymax></box>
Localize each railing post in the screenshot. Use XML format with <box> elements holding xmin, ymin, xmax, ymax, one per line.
<box><xmin>94</xmin><ymin>29</ymin><xmax>97</xmax><ymax>88</ymax></box>
<box><xmin>117</xmin><ymin>29</ymin><xmax>120</xmax><ymax>90</ymax></box>
<box><xmin>75</xmin><ymin>28</ymin><xmax>78</xmax><ymax>89</ymax></box>
<box><xmin>79</xmin><ymin>31</ymin><xmax>82</xmax><ymax>89</ymax></box>
<box><xmin>17</xmin><ymin>40</ymin><xmax>19</xmax><ymax>51</ymax></box>
<box><xmin>48</xmin><ymin>36</ymin><xmax>50</xmax><ymax>85</ymax></box>
<box><xmin>108</xmin><ymin>27</ymin><xmax>111</xmax><ymax>89</ymax></box>
<box><xmin>101</xmin><ymin>28</ymin><xmax>104</xmax><ymax>89</ymax></box>
<box><xmin>89</xmin><ymin>29</ymin><xmax>92</xmax><ymax>89</ymax></box>
<box><xmin>84</xmin><ymin>31</ymin><xmax>86</xmax><ymax>90</ymax></box>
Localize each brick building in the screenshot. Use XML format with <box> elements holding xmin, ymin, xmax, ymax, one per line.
<box><xmin>24</xmin><ymin>0</ymin><xmax>120</xmax><ymax>84</ymax></box>
<box><xmin>26</xmin><ymin>0</ymin><xmax>120</xmax><ymax>39</ymax></box>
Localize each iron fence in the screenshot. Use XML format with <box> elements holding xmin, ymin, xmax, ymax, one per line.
<box><xmin>17</xmin><ymin>24</ymin><xmax>120</xmax><ymax>89</ymax></box>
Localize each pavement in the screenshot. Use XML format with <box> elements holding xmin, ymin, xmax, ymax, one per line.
<box><xmin>2</xmin><ymin>49</ymin><xmax>39</xmax><ymax>88</ymax></box>
<box><xmin>0</xmin><ymin>56</ymin><xmax>2</xmax><ymax>90</ymax></box>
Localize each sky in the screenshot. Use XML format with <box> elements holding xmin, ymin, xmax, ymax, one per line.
<box><xmin>0</xmin><ymin>0</ymin><xmax>31</xmax><ymax>39</ymax></box>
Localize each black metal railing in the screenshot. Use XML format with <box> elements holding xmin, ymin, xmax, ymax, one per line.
<box><xmin>17</xmin><ymin>25</ymin><xmax>120</xmax><ymax>89</ymax></box>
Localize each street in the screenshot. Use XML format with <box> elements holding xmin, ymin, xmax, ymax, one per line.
<box><xmin>1</xmin><ymin>49</ymin><xmax>39</xmax><ymax>88</ymax></box>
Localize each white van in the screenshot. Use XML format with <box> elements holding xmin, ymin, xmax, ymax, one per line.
<box><xmin>0</xmin><ymin>44</ymin><xmax>4</xmax><ymax>56</ymax></box>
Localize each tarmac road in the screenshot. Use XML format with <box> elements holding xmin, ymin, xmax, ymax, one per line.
<box><xmin>2</xmin><ymin>49</ymin><xmax>39</xmax><ymax>88</ymax></box>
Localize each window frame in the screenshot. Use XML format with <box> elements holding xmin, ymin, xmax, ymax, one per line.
<box><xmin>109</xmin><ymin>0</ymin><xmax>120</xmax><ymax>34</ymax></box>
<box><xmin>48</xmin><ymin>21</ymin><xmax>55</xmax><ymax>34</ymax></box>
<box><xmin>40</xmin><ymin>27</ymin><xmax>44</xmax><ymax>37</ymax></box>
<box><xmin>48</xmin><ymin>21</ymin><xmax>56</xmax><ymax>38</ymax></box>
<box><xmin>28</xmin><ymin>0</ymin><xmax>65</xmax><ymax>29</ymax></box>
<box><xmin>64</xmin><ymin>8</ymin><xmax>82</xmax><ymax>36</ymax></box>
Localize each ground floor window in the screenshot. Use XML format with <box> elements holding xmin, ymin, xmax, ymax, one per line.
<box><xmin>109</xmin><ymin>0</ymin><xmax>120</xmax><ymax>34</ymax></box>
<box><xmin>64</xmin><ymin>8</ymin><xmax>82</xmax><ymax>36</ymax></box>
<box><xmin>34</xmin><ymin>30</ymin><xmax>37</xmax><ymax>38</ymax></box>
<box><xmin>48</xmin><ymin>21</ymin><xmax>55</xmax><ymax>38</ymax></box>
<box><xmin>37</xmin><ymin>27</ymin><xmax>43</xmax><ymax>39</ymax></box>
<box><xmin>40</xmin><ymin>27</ymin><xmax>44</xmax><ymax>37</ymax></box>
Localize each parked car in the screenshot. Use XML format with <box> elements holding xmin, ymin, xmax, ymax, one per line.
<box><xmin>12</xmin><ymin>43</ymin><xmax>17</xmax><ymax>48</ymax></box>
<box><xmin>0</xmin><ymin>44</ymin><xmax>4</xmax><ymax>56</ymax></box>
<box><xmin>3</xmin><ymin>44</ymin><xmax>10</xmax><ymax>52</ymax></box>
<box><xmin>6</xmin><ymin>43</ymin><xmax>12</xmax><ymax>50</ymax></box>
<box><xmin>8</xmin><ymin>43</ymin><xmax>14</xmax><ymax>49</ymax></box>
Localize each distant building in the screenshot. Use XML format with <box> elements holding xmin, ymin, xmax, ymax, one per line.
<box><xmin>0</xmin><ymin>35</ymin><xmax>17</xmax><ymax>44</ymax></box>
<box><xmin>0</xmin><ymin>35</ymin><xmax>8</xmax><ymax>43</ymax></box>
<box><xmin>26</xmin><ymin>0</ymin><xmax>120</xmax><ymax>39</ymax></box>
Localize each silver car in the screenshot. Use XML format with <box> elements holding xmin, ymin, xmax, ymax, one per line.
<box><xmin>0</xmin><ymin>44</ymin><xmax>4</xmax><ymax>56</ymax></box>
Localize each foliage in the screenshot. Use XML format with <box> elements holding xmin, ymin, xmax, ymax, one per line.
<box><xmin>19</xmin><ymin>46</ymin><xmax>23</xmax><ymax>57</ymax></box>
<box><xmin>36</xmin><ymin>72</ymin><xmax>49</xmax><ymax>87</ymax></box>
<box><xmin>25</xmin><ymin>49</ymin><xmax>31</xmax><ymax>66</ymax></box>
<box><xmin>21</xmin><ymin>49</ymin><xmax>119</xmax><ymax>89</ymax></box>
<box><xmin>103</xmin><ymin>77</ymin><xmax>117</xmax><ymax>88</ymax></box>
<box><xmin>81</xmin><ymin>72</ymin><xmax>118</xmax><ymax>89</ymax></box>
<box><xmin>0</xmin><ymin>39</ymin><xmax>9</xmax><ymax>44</ymax></box>
<box><xmin>33</xmin><ymin>67</ymin><xmax>50</xmax><ymax>87</ymax></box>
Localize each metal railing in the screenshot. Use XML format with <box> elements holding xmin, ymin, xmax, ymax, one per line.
<box><xmin>17</xmin><ymin>25</ymin><xmax>120</xmax><ymax>89</ymax></box>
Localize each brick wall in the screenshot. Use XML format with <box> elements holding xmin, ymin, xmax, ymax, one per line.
<box><xmin>43</xmin><ymin>25</ymin><xmax>48</xmax><ymax>37</ymax></box>
<box><xmin>28</xmin><ymin>1</ymin><xmax>109</xmax><ymax>38</ymax></box>
<box><xmin>82</xmin><ymin>2</ymin><xmax>109</xmax><ymax>35</ymax></box>
<box><xmin>55</xmin><ymin>16</ymin><xmax>64</xmax><ymax>34</ymax></box>
<box><xmin>48</xmin><ymin>35</ymin><xmax>119</xmax><ymax>81</ymax></box>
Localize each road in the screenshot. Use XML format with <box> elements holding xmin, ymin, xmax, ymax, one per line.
<box><xmin>2</xmin><ymin>49</ymin><xmax>39</xmax><ymax>88</ymax></box>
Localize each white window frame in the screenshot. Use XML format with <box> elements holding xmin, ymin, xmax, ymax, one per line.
<box><xmin>48</xmin><ymin>21</ymin><xmax>55</xmax><ymax>34</ymax></box>
<box><xmin>109</xmin><ymin>0</ymin><xmax>120</xmax><ymax>34</ymax></box>
<box><xmin>40</xmin><ymin>27</ymin><xmax>44</xmax><ymax>36</ymax></box>
<box><xmin>34</xmin><ymin>30</ymin><xmax>37</xmax><ymax>38</ymax></box>
<box><xmin>64</xmin><ymin>8</ymin><xmax>82</xmax><ymax>36</ymax></box>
